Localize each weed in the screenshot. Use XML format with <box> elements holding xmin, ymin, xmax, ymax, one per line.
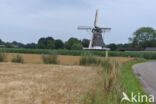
<box><xmin>12</xmin><ymin>54</ymin><xmax>24</xmax><ymax>63</ymax></box>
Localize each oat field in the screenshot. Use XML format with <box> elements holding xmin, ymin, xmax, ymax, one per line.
<box><xmin>0</xmin><ymin>63</ymin><xmax>97</xmax><ymax>104</ymax></box>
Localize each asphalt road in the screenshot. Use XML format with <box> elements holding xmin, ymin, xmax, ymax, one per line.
<box><xmin>133</xmin><ymin>61</ymin><xmax>156</xmax><ymax>102</ymax></box>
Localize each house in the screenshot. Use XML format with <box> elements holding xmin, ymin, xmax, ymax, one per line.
<box><xmin>144</xmin><ymin>47</ymin><xmax>156</xmax><ymax>51</ymax></box>
<box><xmin>0</xmin><ymin>45</ymin><xmax>5</xmax><ymax>48</ymax></box>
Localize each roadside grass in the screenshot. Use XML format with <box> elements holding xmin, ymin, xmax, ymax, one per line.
<box><xmin>119</xmin><ymin>59</ymin><xmax>152</xmax><ymax>104</ymax></box>
<box><xmin>81</xmin><ymin>57</ymin><xmax>123</xmax><ymax>104</ymax></box>
<box><xmin>82</xmin><ymin>57</ymin><xmax>152</xmax><ymax>104</ymax></box>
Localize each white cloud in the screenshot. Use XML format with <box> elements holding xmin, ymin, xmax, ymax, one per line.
<box><xmin>0</xmin><ymin>0</ymin><xmax>156</xmax><ymax>44</ymax></box>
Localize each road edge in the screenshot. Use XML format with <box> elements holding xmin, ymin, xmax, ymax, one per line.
<box><xmin>132</xmin><ymin>62</ymin><xmax>156</xmax><ymax>103</ymax></box>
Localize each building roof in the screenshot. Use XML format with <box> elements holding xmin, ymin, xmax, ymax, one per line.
<box><xmin>144</xmin><ymin>47</ymin><xmax>156</xmax><ymax>51</ymax></box>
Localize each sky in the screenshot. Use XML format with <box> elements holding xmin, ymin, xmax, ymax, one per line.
<box><xmin>0</xmin><ymin>0</ymin><xmax>156</xmax><ymax>44</ymax></box>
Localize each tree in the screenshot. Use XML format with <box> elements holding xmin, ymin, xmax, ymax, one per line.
<box><xmin>37</xmin><ymin>37</ymin><xmax>55</xmax><ymax>49</ymax></box>
<box><xmin>46</xmin><ymin>37</ymin><xmax>55</xmax><ymax>49</ymax></box>
<box><xmin>37</xmin><ymin>37</ymin><xmax>46</xmax><ymax>49</ymax></box>
<box><xmin>81</xmin><ymin>39</ymin><xmax>90</xmax><ymax>48</ymax></box>
<box><xmin>0</xmin><ymin>39</ymin><xmax>4</xmax><ymax>45</ymax></box>
<box><xmin>107</xmin><ymin>43</ymin><xmax>117</xmax><ymax>51</ymax></box>
<box><xmin>25</xmin><ymin>43</ymin><xmax>37</xmax><ymax>49</ymax></box>
<box><xmin>55</xmin><ymin>39</ymin><xmax>64</xmax><ymax>49</ymax></box>
<box><xmin>129</xmin><ymin>27</ymin><xmax>156</xmax><ymax>48</ymax></box>
<box><xmin>71</xmin><ymin>43</ymin><xmax>83</xmax><ymax>50</ymax></box>
<box><xmin>12</xmin><ymin>41</ymin><xmax>25</xmax><ymax>48</ymax></box>
<box><xmin>65</xmin><ymin>37</ymin><xmax>81</xmax><ymax>50</ymax></box>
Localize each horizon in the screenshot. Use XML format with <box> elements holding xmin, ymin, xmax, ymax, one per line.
<box><xmin>0</xmin><ymin>0</ymin><xmax>156</xmax><ymax>44</ymax></box>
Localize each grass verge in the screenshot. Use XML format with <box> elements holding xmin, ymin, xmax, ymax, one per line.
<box><xmin>82</xmin><ymin>58</ymin><xmax>152</xmax><ymax>104</ymax></box>
<box><xmin>119</xmin><ymin>59</ymin><xmax>152</xmax><ymax>104</ymax></box>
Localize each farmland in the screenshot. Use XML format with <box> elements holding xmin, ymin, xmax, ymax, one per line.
<box><xmin>5</xmin><ymin>53</ymin><xmax>134</xmax><ymax>64</ymax></box>
<box><xmin>0</xmin><ymin>63</ymin><xmax>98</xmax><ymax>104</ymax></box>
<box><xmin>0</xmin><ymin>48</ymin><xmax>156</xmax><ymax>59</ymax></box>
<box><xmin>0</xmin><ymin>49</ymin><xmax>153</xmax><ymax>104</ymax></box>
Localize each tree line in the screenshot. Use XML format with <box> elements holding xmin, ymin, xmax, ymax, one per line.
<box><xmin>0</xmin><ymin>37</ymin><xmax>90</xmax><ymax>50</ymax></box>
<box><xmin>0</xmin><ymin>27</ymin><xmax>156</xmax><ymax>50</ymax></box>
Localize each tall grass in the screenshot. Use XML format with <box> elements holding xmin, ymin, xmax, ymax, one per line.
<box><xmin>42</xmin><ymin>54</ymin><xmax>59</xmax><ymax>64</ymax></box>
<box><xmin>12</xmin><ymin>54</ymin><xmax>24</xmax><ymax>63</ymax></box>
<box><xmin>0</xmin><ymin>53</ymin><xmax>6</xmax><ymax>62</ymax></box>
<box><xmin>79</xmin><ymin>55</ymin><xmax>101</xmax><ymax>65</ymax></box>
<box><xmin>82</xmin><ymin>59</ymin><xmax>122</xmax><ymax>104</ymax></box>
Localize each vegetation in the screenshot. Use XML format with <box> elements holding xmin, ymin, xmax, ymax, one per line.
<box><xmin>0</xmin><ymin>27</ymin><xmax>156</xmax><ymax>51</ymax></box>
<box><xmin>0</xmin><ymin>48</ymin><xmax>156</xmax><ymax>59</ymax></box>
<box><xmin>129</xmin><ymin>27</ymin><xmax>156</xmax><ymax>48</ymax></box>
<box><xmin>11</xmin><ymin>54</ymin><xmax>24</xmax><ymax>63</ymax></box>
<box><xmin>42</xmin><ymin>54</ymin><xmax>59</xmax><ymax>64</ymax></box>
<box><xmin>82</xmin><ymin>57</ymin><xmax>151</xmax><ymax>104</ymax></box>
<box><xmin>0</xmin><ymin>52</ymin><xmax>6</xmax><ymax>62</ymax></box>
<box><xmin>79</xmin><ymin>55</ymin><xmax>101</xmax><ymax>65</ymax></box>
<box><xmin>82</xmin><ymin>58</ymin><xmax>122</xmax><ymax>103</ymax></box>
<box><xmin>64</xmin><ymin>37</ymin><xmax>81</xmax><ymax>50</ymax></box>
<box><xmin>71</xmin><ymin>43</ymin><xmax>83</xmax><ymax>50</ymax></box>
<box><xmin>119</xmin><ymin>59</ymin><xmax>150</xmax><ymax>104</ymax></box>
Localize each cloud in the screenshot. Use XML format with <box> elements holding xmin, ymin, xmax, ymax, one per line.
<box><xmin>0</xmin><ymin>0</ymin><xmax>156</xmax><ymax>44</ymax></box>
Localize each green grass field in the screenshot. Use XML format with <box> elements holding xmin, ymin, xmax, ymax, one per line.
<box><xmin>0</xmin><ymin>48</ymin><xmax>156</xmax><ymax>59</ymax></box>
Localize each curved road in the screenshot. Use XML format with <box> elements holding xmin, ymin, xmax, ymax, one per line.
<box><xmin>133</xmin><ymin>61</ymin><xmax>156</xmax><ymax>103</ymax></box>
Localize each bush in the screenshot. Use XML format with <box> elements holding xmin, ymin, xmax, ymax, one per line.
<box><xmin>42</xmin><ymin>54</ymin><xmax>59</xmax><ymax>64</ymax></box>
<box><xmin>12</xmin><ymin>54</ymin><xmax>24</xmax><ymax>63</ymax></box>
<box><xmin>71</xmin><ymin>43</ymin><xmax>83</xmax><ymax>50</ymax></box>
<box><xmin>0</xmin><ymin>53</ymin><xmax>6</xmax><ymax>62</ymax></box>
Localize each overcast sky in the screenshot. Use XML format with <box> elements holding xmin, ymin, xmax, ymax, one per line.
<box><xmin>0</xmin><ymin>0</ymin><xmax>155</xmax><ymax>44</ymax></box>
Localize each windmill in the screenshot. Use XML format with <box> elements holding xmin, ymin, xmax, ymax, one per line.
<box><xmin>78</xmin><ymin>10</ymin><xmax>111</xmax><ymax>50</ymax></box>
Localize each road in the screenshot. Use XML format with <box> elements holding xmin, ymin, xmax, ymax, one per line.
<box><xmin>133</xmin><ymin>61</ymin><xmax>156</xmax><ymax>103</ymax></box>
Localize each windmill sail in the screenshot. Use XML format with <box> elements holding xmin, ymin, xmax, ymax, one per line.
<box><xmin>94</xmin><ymin>10</ymin><xmax>98</xmax><ymax>27</ymax></box>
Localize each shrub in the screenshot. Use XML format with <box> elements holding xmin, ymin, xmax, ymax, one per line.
<box><xmin>42</xmin><ymin>54</ymin><xmax>59</xmax><ymax>64</ymax></box>
<box><xmin>71</xmin><ymin>43</ymin><xmax>83</xmax><ymax>50</ymax></box>
<box><xmin>12</xmin><ymin>54</ymin><xmax>24</xmax><ymax>63</ymax></box>
<box><xmin>0</xmin><ymin>53</ymin><xmax>6</xmax><ymax>62</ymax></box>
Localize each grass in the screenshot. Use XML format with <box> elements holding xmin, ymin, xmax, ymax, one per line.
<box><xmin>119</xmin><ymin>59</ymin><xmax>152</xmax><ymax>104</ymax></box>
<box><xmin>0</xmin><ymin>63</ymin><xmax>97</xmax><ymax>104</ymax></box>
<box><xmin>11</xmin><ymin>54</ymin><xmax>24</xmax><ymax>63</ymax></box>
<box><xmin>0</xmin><ymin>52</ymin><xmax>6</xmax><ymax>62</ymax></box>
<box><xmin>82</xmin><ymin>59</ymin><xmax>122</xmax><ymax>104</ymax></box>
<box><xmin>42</xmin><ymin>54</ymin><xmax>59</xmax><ymax>64</ymax></box>
<box><xmin>0</xmin><ymin>48</ymin><xmax>156</xmax><ymax>59</ymax></box>
<box><xmin>82</xmin><ymin>58</ymin><xmax>152</xmax><ymax>104</ymax></box>
<box><xmin>79</xmin><ymin>55</ymin><xmax>101</xmax><ymax>65</ymax></box>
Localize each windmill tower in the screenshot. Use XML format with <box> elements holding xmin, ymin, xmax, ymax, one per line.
<box><xmin>78</xmin><ymin>10</ymin><xmax>111</xmax><ymax>50</ymax></box>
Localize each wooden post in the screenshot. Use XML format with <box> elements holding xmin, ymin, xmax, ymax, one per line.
<box><xmin>105</xmin><ymin>51</ymin><xmax>108</xmax><ymax>58</ymax></box>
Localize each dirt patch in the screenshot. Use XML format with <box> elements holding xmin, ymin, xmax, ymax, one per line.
<box><xmin>0</xmin><ymin>63</ymin><xmax>97</xmax><ymax>104</ymax></box>
<box><xmin>6</xmin><ymin>53</ymin><xmax>134</xmax><ymax>65</ymax></box>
